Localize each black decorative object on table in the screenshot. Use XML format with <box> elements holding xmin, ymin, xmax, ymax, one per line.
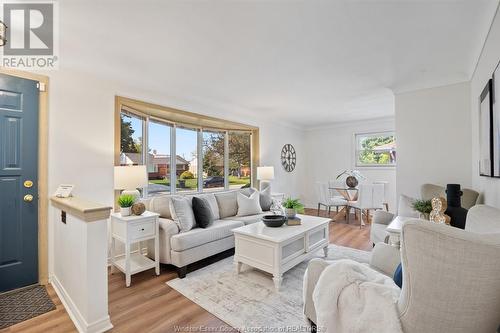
<box><xmin>262</xmin><ymin>215</ymin><xmax>286</xmax><ymax>227</ymax></box>
<box><xmin>444</xmin><ymin>184</ymin><xmax>468</xmax><ymax>229</ymax></box>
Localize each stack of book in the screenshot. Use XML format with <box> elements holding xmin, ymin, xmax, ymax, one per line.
<box><xmin>286</xmin><ymin>216</ymin><xmax>302</xmax><ymax>226</ymax></box>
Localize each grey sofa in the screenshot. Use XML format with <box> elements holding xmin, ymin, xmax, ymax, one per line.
<box><xmin>143</xmin><ymin>189</ymin><xmax>267</xmax><ymax>278</ymax></box>
<box><xmin>304</xmin><ymin>204</ymin><xmax>500</xmax><ymax>332</ymax></box>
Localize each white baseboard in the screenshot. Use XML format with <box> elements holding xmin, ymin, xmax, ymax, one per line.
<box><xmin>50</xmin><ymin>275</ymin><xmax>113</xmax><ymax>333</ymax></box>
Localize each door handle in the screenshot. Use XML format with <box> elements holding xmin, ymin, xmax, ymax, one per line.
<box><xmin>23</xmin><ymin>194</ymin><xmax>34</xmax><ymax>202</ymax></box>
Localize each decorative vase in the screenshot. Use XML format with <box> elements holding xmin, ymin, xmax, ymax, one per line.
<box><xmin>120</xmin><ymin>206</ymin><xmax>131</xmax><ymax>217</ymax></box>
<box><xmin>346</xmin><ymin>176</ymin><xmax>358</xmax><ymax>188</ymax></box>
<box><xmin>419</xmin><ymin>213</ymin><xmax>430</xmax><ymax>220</ymax></box>
<box><xmin>286</xmin><ymin>208</ymin><xmax>297</xmax><ymax>219</ymax></box>
<box><xmin>444</xmin><ymin>184</ymin><xmax>468</xmax><ymax>229</ymax></box>
<box><xmin>131</xmin><ymin>202</ymin><xmax>146</xmax><ymax>216</ymax></box>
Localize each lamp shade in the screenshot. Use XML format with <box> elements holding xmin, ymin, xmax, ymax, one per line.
<box><xmin>114</xmin><ymin>165</ymin><xmax>148</xmax><ymax>190</ymax></box>
<box><xmin>257</xmin><ymin>166</ymin><xmax>274</xmax><ymax>181</ymax></box>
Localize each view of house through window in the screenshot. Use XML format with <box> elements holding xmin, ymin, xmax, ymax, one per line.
<box><xmin>355</xmin><ymin>132</ymin><xmax>396</xmax><ymax>166</ymax></box>
<box><xmin>176</xmin><ymin>127</ymin><xmax>198</xmax><ymax>193</ymax></box>
<box><xmin>147</xmin><ymin>120</ymin><xmax>172</xmax><ymax>196</ymax></box>
<box><xmin>120</xmin><ymin>109</ymin><xmax>253</xmax><ymax>196</ymax></box>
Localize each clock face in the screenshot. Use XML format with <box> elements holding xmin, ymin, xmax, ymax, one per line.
<box><xmin>281</xmin><ymin>144</ymin><xmax>296</xmax><ymax>172</ymax></box>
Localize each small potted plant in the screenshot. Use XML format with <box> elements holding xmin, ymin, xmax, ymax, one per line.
<box><xmin>282</xmin><ymin>197</ymin><xmax>305</xmax><ymax>219</ymax></box>
<box><xmin>412</xmin><ymin>199</ymin><xmax>432</xmax><ymax>220</ymax></box>
<box><xmin>118</xmin><ymin>194</ymin><xmax>135</xmax><ymax>217</ymax></box>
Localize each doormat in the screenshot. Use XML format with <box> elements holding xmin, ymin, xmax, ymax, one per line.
<box><xmin>0</xmin><ymin>285</ymin><xmax>56</xmax><ymax>329</ymax></box>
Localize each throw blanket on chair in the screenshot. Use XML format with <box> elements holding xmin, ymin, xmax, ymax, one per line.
<box><xmin>312</xmin><ymin>259</ymin><xmax>402</xmax><ymax>333</ymax></box>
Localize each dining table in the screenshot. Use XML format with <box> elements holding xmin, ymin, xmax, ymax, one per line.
<box><xmin>328</xmin><ymin>186</ymin><xmax>358</xmax><ymax>222</ymax></box>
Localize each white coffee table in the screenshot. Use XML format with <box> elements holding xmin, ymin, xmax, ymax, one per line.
<box><xmin>386</xmin><ymin>216</ymin><xmax>426</xmax><ymax>248</ymax></box>
<box><xmin>232</xmin><ymin>214</ymin><xmax>331</xmax><ymax>290</ymax></box>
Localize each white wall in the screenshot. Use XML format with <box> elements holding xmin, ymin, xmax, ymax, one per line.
<box><xmin>302</xmin><ymin>117</ymin><xmax>397</xmax><ymax>212</ymax></box>
<box><xmin>395</xmin><ymin>82</ymin><xmax>472</xmax><ymax>200</ymax></box>
<box><xmin>471</xmin><ymin>6</ymin><xmax>500</xmax><ymax>208</ymax></box>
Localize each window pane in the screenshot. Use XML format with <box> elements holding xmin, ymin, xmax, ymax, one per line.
<box><xmin>202</xmin><ymin>131</ymin><xmax>225</xmax><ymax>191</ymax></box>
<box><xmin>120</xmin><ymin>112</ymin><xmax>144</xmax><ymax>165</ymax></box>
<box><xmin>176</xmin><ymin>127</ymin><xmax>198</xmax><ymax>192</ymax></box>
<box><xmin>147</xmin><ymin>120</ymin><xmax>171</xmax><ymax>196</ymax></box>
<box><xmin>228</xmin><ymin>132</ymin><xmax>251</xmax><ymax>189</ymax></box>
<box><xmin>356</xmin><ymin>132</ymin><xmax>396</xmax><ymax>166</ymax></box>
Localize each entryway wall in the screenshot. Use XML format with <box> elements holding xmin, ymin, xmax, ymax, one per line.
<box><xmin>302</xmin><ymin>117</ymin><xmax>397</xmax><ymax>213</ymax></box>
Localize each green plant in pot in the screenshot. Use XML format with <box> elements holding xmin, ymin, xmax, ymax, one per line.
<box><xmin>412</xmin><ymin>199</ymin><xmax>432</xmax><ymax>220</ymax></box>
<box><xmin>282</xmin><ymin>197</ymin><xmax>304</xmax><ymax>219</ymax></box>
<box><xmin>118</xmin><ymin>194</ymin><xmax>135</xmax><ymax>217</ymax></box>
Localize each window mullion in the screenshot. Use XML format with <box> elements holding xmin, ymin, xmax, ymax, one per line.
<box><xmin>143</xmin><ymin>117</ymin><xmax>149</xmax><ymax>198</ymax></box>
<box><xmin>171</xmin><ymin>124</ymin><xmax>176</xmax><ymax>194</ymax></box>
<box><xmin>224</xmin><ymin>131</ymin><xmax>229</xmax><ymax>190</ymax></box>
<box><xmin>197</xmin><ymin>129</ymin><xmax>203</xmax><ymax>192</ymax></box>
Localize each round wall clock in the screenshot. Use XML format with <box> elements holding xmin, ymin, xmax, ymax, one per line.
<box><xmin>281</xmin><ymin>144</ymin><xmax>296</xmax><ymax>172</ymax></box>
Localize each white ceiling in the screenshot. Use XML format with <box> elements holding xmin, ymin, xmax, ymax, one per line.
<box><xmin>61</xmin><ymin>0</ymin><xmax>498</xmax><ymax>127</ymax></box>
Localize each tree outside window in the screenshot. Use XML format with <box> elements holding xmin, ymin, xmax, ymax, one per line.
<box><xmin>356</xmin><ymin>132</ymin><xmax>396</xmax><ymax>166</ymax></box>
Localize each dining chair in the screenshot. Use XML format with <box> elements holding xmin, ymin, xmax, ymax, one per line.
<box><xmin>347</xmin><ymin>183</ymin><xmax>385</xmax><ymax>227</ymax></box>
<box><xmin>373</xmin><ymin>181</ymin><xmax>389</xmax><ymax>211</ymax></box>
<box><xmin>315</xmin><ymin>181</ymin><xmax>348</xmax><ymax>216</ymax></box>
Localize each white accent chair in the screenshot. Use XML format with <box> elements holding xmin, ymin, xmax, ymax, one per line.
<box><xmin>347</xmin><ymin>183</ymin><xmax>384</xmax><ymax>226</ymax></box>
<box><xmin>315</xmin><ymin>181</ymin><xmax>347</xmax><ymax>216</ymax></box>
<box><xmin>304</xmin><ymin>204</ymin><xmax>500</xmax><ymax>333</ymax></box>
<box><xmin>370</xmin><ymin>194</ymin><xmax>420</xmax><ymax>245</ymax></box>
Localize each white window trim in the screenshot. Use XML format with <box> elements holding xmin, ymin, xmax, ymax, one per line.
<box><xmin>353</xmin><ymin>131</ymin><xmax>396</xmax><ymax>168</ymax></box>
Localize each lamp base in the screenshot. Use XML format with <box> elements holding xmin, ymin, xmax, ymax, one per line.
<box><xmin>121</xmin><ymin>189</ymin><xmax>141</xmax><ymax>201</ymax></box>
<box><xmin>259</xmin><ymin>181</ymin><xmax>271</xmax><ymax>192</ymax></box>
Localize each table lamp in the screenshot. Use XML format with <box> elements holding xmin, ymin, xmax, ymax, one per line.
<box><xmin>114</xmin><ymin>165</ymin><xmax>148</xmax><ymax>200</ymax></box>
<box><xmin>257</xmin><ymin>166</ymin><xmax>274</xmax><ymax>191</ymax></box>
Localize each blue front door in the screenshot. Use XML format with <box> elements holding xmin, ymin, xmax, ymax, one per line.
<box><xmin>0</xmin><ymin>74</ymin><xmax>39</xmax><ymax>292</ymax></box>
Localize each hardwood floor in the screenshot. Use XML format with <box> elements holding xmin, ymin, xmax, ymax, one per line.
<box><xmin>1</xmin><ymin>209</ymin><xmax>371</xmax><ymax>333</ymax></box>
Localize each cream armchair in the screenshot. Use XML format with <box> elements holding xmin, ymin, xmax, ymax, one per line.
<box><xmin>304</xmin><ymin>205</ymin><xmax>500</xmax><ymax>333</ymax></box>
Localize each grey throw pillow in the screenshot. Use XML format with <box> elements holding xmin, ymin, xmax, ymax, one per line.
<box><xmin>169</xmin><ymin>196</ymin><xmax>196</xmax><ymax>232</ymax></box>
<box><xmin>192</xmin><ymin>197</ymin><xmax>215</xmax><ymax>228</ymax></box>
<box><xmin>259</xmin><ymin>186</ymin><xmax>273</xmax><ymax>211</ymax></box>
<box><xmin>237</xmin><ymin>191</ymin><xmax>263</xmax><ymax>216</ymax></box>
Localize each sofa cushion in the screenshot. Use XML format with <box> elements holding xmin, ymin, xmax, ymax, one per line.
<box><xmin>192</xmin><ymin>197</ymin><xmax>215</xmax><ymax>228</ymax></box>
<box><xmin>237</xmin><ymin>191</ymin><xmax>263</xmax><ymax>216</ymax></box>
<box><xmin>169</xmin><ymin>196</ymin><xmax>196</xmax><ymax>232</ymax></box>
<box><xmin>398</xmin><ymin>194</ymin><xmax>420</xmax><ymax>218</ymax></box>
<box><xmin>187</xmin><ymin>193</ymin><xmax>220</xmax><ymax>220</ymax></box>
<box><xmin>215</xmin><ymin>191</ymin><xmax>238</xmax><ymax>218</ymax></box>
<box><xmin>170</xmin><ymin>219</ymin><xmax>244</xmax><ymax>251</ymax></box>
<box><xmin>223</xmin><ymin>213</ymin><xmax>267</xmax><ymax>225</ymax></box>
<box><xmin>149</xmin><ymin>195</ymin><xmax>172</xmax><ymax>219</ymax></box>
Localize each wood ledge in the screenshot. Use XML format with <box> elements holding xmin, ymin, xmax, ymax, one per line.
<box><xmin>50</xmin><ymin>196</ymin><xmax>112</xmax><ymax>222</ymax></box>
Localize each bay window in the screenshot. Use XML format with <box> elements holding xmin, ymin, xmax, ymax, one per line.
<box><xmin>117</xmin><ymin>97</ymin><xmax>258</xmax><ymax>197</ymax></box>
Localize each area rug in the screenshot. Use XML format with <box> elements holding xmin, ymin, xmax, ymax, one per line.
<box><xmin>167</xmin><ymin>245</ymin><xmax>370</xmax><ymax>331</ymax></box>
<box><xmin>0</xmin><ymin>285</ymin><xmax>56</xmax><ymax>329</ymax></box>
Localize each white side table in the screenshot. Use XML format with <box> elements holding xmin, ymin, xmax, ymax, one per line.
<box><xmin>110</xmin><ymin>211</ymin><xmax>160</xmax><ymax>287</ymax></box>
<box><xmin>386</xmin><ymin>216</ymin><xmax>427</xmax><ymax>249</ymax></box>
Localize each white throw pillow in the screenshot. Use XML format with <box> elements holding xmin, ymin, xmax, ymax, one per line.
<box><xmin>398</xmin><ymin>194</ymin><xmax>420</xmax><ymax>218</ymax></box>
<box><xmin>169</xmin><ymin>196</ymin><xmax>196</xmax><ymax>232</ymax></box>
<box><xmin>237</xmin><ymin>191</ymin><xmax>263</xmax><ymax>217</ymax></box>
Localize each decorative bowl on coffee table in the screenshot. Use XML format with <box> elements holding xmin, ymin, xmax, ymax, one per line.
<box><xmin>262</xmin><ymin>215</ymin><xmax>286</xmax><ymax>227</ymax></box>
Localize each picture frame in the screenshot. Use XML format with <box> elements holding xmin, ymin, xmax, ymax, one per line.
<box><xmin>492</xmin><ymin>62</ymin><xmax>500</xmax><ymax>177</ymax></box>
<box><xmin>479</xmin><ymin>79</ymin><xmax>493</xmax><ymax>177</ymax></box>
